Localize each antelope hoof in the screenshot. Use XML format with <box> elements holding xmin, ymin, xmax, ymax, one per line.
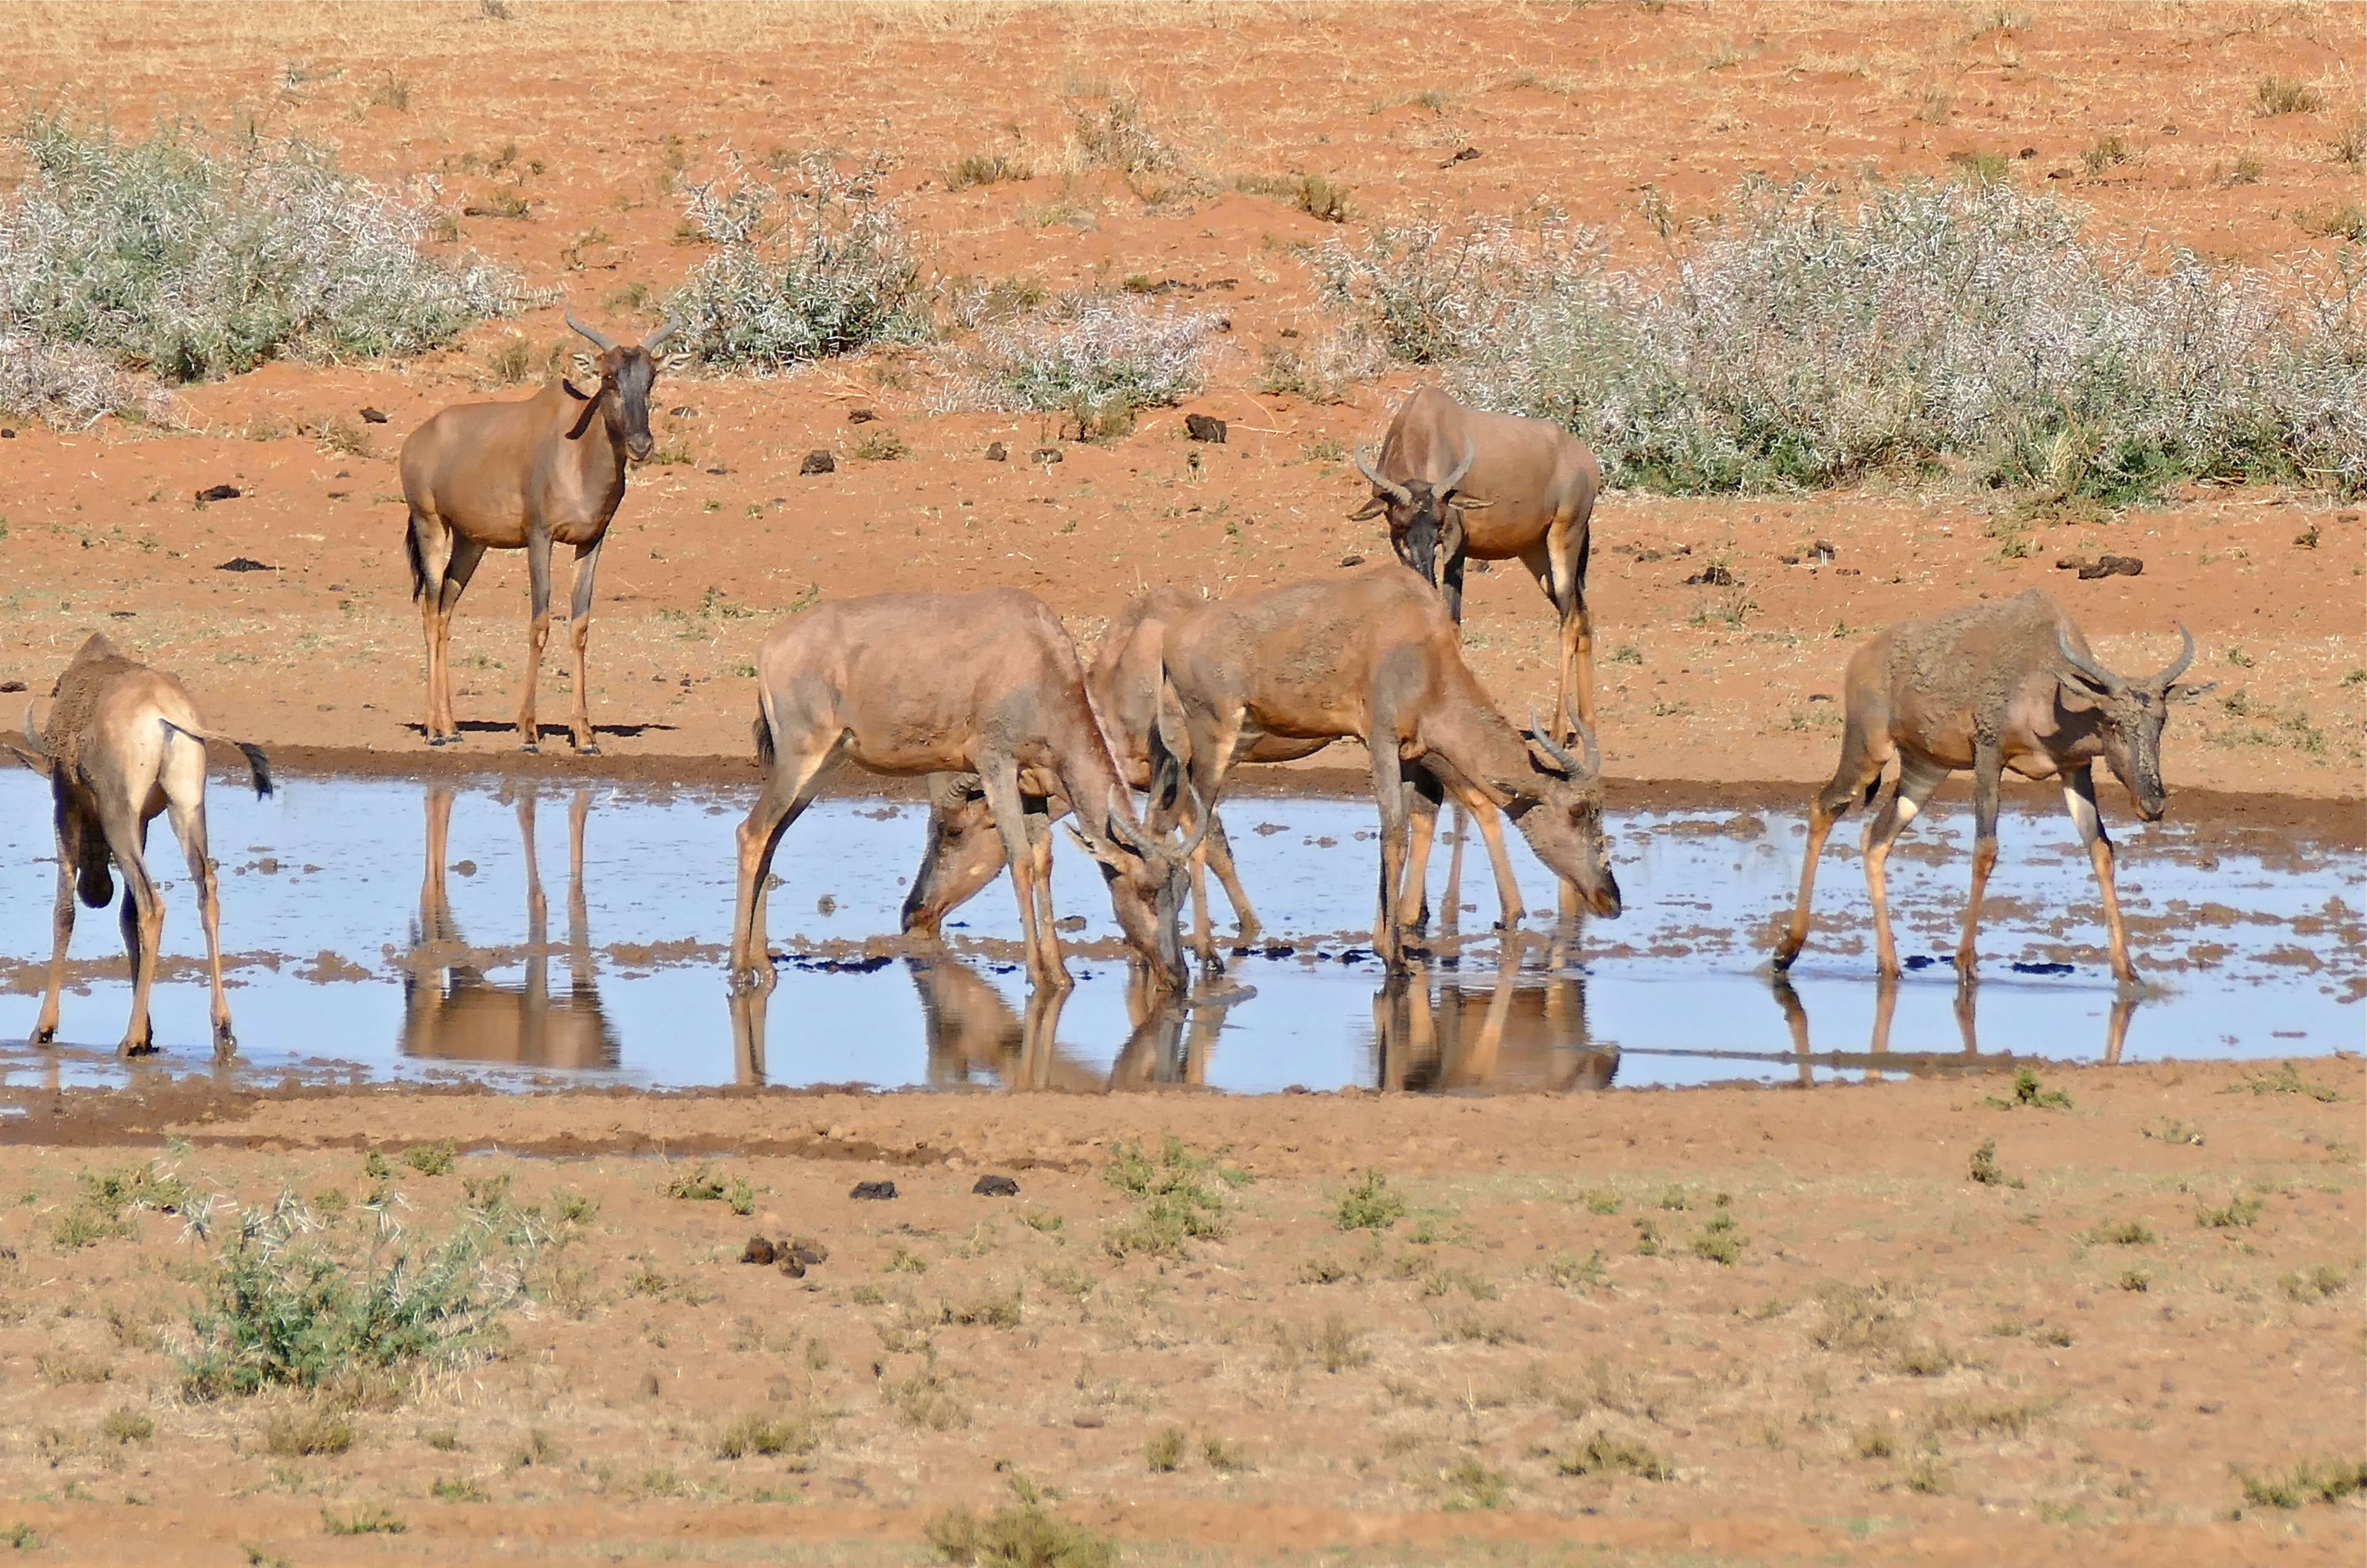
<box><xmin>577</xmin><ymin>740</ymin><xmax>602</xmax><ymax>757</ymax></box>
<box><xmin>213</xmin><ymin>1024</ymin><xmax>238</xmax><ymax>1056</ymax></box>
<box><xmin>427</xmin><ymin>733</ymin><xmax>454</xmax><ymax>748</ymax></box>
<box><xmin>30</xmin><ymin>1024</ymin><xmax>56</xmax><ymax>1047</ymax></box>
<box><xmin>120</xmin><ymin>1036</ymin><xmax>159</xmax><ymax>1058</ymax></box>
<box><xmin>1233</xmin><ymin>919</ymin><xmax>1262</xmax><ymax>946</ymax></box>
<box><xmin>519</xmin><ymin>740</ymin><xmax>541</xmax><ymax>756</ymax></box>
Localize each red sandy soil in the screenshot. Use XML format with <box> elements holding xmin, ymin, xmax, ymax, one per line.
<box><xmin>0</xmin><ymin>1</ymin><xmax>2357</xmax><ymax>799</ymax></box>
<box><xmin>0</xmin><ymin>1057</ymin><xmax>2359</xmax><ymax>1566</ymax></box>
<box><xmin>0</xmin><ymin>9</ymin><xmax>2360</xmax><ymax>1563</ymax></box>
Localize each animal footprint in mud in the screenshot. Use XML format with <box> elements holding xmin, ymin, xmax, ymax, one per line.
<box><xmin>850</xmin><ymin>1180</ymin><xmax>898</xmax><ymax>1201</ymax></box>
<box><xmin>973</xmin><ymin>1174</ymin><xmax>1020</xmax><ymax>1197</ymax></box>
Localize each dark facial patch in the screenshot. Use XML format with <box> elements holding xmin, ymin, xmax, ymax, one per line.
<box><xmin>611</xmin><ymin>351</ymin><xmax>658</xmax><ymax>448</ymax></box>
<box><xmin>2101</xmin><ymin>688</ymin><xmax>2173</xmax><ymax>812</ymax></box>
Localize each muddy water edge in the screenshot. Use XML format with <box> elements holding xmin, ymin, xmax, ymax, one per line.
<box><xmin>0</xmin><ymin>760</ymin><xmax>2357</xmax><ymax>1101</ymax></box>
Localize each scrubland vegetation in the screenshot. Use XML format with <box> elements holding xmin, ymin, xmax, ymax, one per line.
<box><xmin>0</xmin><ymin>114</ymin><xmax>521</xmax><ymax>417</ymax></box>
<box><xmin>4</xmin><ymin>95</ymin><xmax>2357</xmax><ymax>509</ymax></box>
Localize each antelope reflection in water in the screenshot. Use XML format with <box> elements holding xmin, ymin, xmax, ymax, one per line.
<box><xmin>727</xmin><ymin>952</ymin><xmax>1217</xmax><ymax>1090</ymax></box>
<box><xmin>1373</xmin><ymin>945</ymin><xmax>1616</xmax><ymax>1092</ymax></box>
<box><xmin>1767</xmin><ymin>974</ymin><xmax>2135</xmax><ymax>1083</ymax></box>
<box><xmin>401</xmin><ymin>784</ymin><xmax>619</xmax><ymax>1069</ymax></box>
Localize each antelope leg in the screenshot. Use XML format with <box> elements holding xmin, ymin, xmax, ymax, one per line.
<box><xmin>516</xmin><ymin>528</ymin><xmax>555</xmax><ymax>753</ymax></box>
<box><xmin>165</xmin><ymin>760</ymin><xmax>233</xmax><ymax>1053</ymax></box>
<box><xmin>1862</xmin><ymin>757</ymin><xmax>1949</xmax><ymax>980</ymax></box>
<box><xmin>1956</xmin><ymin>743</ymin><xmax>2005</xmax><ymax>975</ymax></box>
<box><xmin>109</xmin><ymin>808</ymin><xmax>162</xmax><ymax>1056</ymax></box>
<box><xmin>567</xmin><ymin>537</ymin><xmax>606</xmax><ymax>755</ymax></box>
<box><xmin>729</xmin><ymin>737</ymin><xmax>837</xmax><ymax>987</ymax></box>
<box><xmin>1370</xmin><ymin>745</ymin><xmax>1411</xmax><ymax>972</ymax></box>
<box><xmin>2062</xmin><ymin>765</ymin><xmax>2136</xmax><ymax>985</ymax></box>
<box><xmin>32</xmin><ymin>852</ymin><xmax>75</xmax><ymax>1046</ymax></box>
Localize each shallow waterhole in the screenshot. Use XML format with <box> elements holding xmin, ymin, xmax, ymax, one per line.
<box><xmin>0</xmin><ymin>769</ymin><xmax>2356</xmax><ymax>1095</ymax></box>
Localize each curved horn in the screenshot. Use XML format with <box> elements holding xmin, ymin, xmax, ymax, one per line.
<box><xmin>20</xmin><ymin>697</ymin><xmax>46</xmax><ymax>758</ymax></box>
<box><xmin>1438</xmin><ymin>434</ymin><xmax>1477</xmax><ymax>497</ymax></box>
<box><xmin>1354</xmin><ymin>443</ymin><xmax>1413</xmax><ymax>507</ymax></box>
<box><xmin>564</xmin><ymin>308</ymin><xmax>617</xmax><ymax>353</ymax></box>
<box><xmin>2148</xmin><ymin>620</ymin><xmax>2196</xmax><ymax>689</ymax></box>
<box><xmin>1524</xmin><ymin>708</ymin><xmax>1580</xmax><ymax>774</ymax></box>
<box><xmin>1102</xmin><ymin>788</ymin><xmax>1155</xmax><ymax>855</ymax></box>
<box><xmin>1572</xmin><ymin>719</ymin><xmax>1601</xmax><ymax>779</ymax></box>
<box><xmin>641</xmin><ymin>315</ymin><xmax>684</xmax><ymax>353</ymax></box>
<box><xmin>2055</xmin><ymin>626</ymin><xmax>2122</xmax><ymax>693</ymax></box>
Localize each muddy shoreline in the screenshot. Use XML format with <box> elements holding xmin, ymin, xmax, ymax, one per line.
<box><xmin>73</xmin><ymin>734</ymin><xmax>2367</xmax><ymax>848</ymax></box>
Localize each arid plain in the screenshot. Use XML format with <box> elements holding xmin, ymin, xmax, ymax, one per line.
<box><xmin>0</xmin><ymin>3</ymin><xmax>2360</xmax><ymax>1564</ymax></box>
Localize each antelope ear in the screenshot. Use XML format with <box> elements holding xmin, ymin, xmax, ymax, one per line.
<box><xmin>1523</xmin><ymin>737</ymin><xmax>1572</xmax><ymax>778</ymax></box>
<box><xmin>2169</xmin><ymin>680</ymin><xmax>2217</xmax><ymax>703</ymax></box>
<box><xmin>1348</xmin><ymin>496</ymin><xmax>1388</xmax><ymax>521</ymax></box>
<box><xmin>2055</xmin><ymin>669</ymin><xmax>2111</xmax><ymax>706</ymax></box>
<box><xmin>1064</xmin><ymin>824</ymin><xmax>1127</xmax><ymax>870</ymax></box>
<box><xmin>1487</xmin><ymin>773</ymin><xmax>1540</xmax><ymax>805</ymax></box>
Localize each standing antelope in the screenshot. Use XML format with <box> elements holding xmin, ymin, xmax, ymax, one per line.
<box><xmin>730</xmin><ymin>587</ymin><xmax>1198</xmax><ymax>995</ymax></box>
<box><xmin>1774</xmin><ymin>589</ymin><xmax>2209</xmax><ymax>985</ymax></box>
<box><xmin>9</xmin><ymin>634</ymin><xmax>272</xmax><ymax>1055</ymax></box>
<box><xmin>399</xmin><ymin>309</ymin><xmax>678</xmax><ymax>753</ymax></box>
<box><xmin>901</xmin><ymin>587</ymin><xmax>1535</xmax><ymax>955</ymax></box>
<box><xmin>1154</xmin><ymin>565</ymin><xmax>1621</xmax><ymax>972</ymax></box>
<box><xmin>1354</xmin><ymin>386</ymin><xmax>1604</xmax><ymax>738</ymax></box>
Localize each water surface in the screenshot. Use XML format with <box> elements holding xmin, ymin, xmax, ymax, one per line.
<box><xmin>0</xmin><ymin>769</ymin><xmax>2355</xmax><ymax>1094</ymax></box>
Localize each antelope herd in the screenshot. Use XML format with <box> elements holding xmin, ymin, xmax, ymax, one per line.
<box><xmin>7</xmin><ymin>332</ymin><xmax>2210</xmax><ymax>1058</ymax></box>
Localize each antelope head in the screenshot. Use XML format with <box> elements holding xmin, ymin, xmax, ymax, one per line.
<box><xmin>1067</xmin><ymin>787</ymin><xmax>1212</xmax><ymax>994</ymax></box>
<box><xmin>1487</xmin><ymin>713</ymin><xmax>1621</xmax><ymax>918</ymax></box>
<box><xmin>1351</xmin><ymin>438</ymin><xmax>1491</xmax><ymax>588</ymax></box>
<box><xmin>2054</xmin><ymin>623</ymin><xmax>2211</xmax><ymax>821</ymax></box>
<box><xmin>565</xmin><ymin>308</ymin><xmax>682</xmax><ymax>463</ymax></box>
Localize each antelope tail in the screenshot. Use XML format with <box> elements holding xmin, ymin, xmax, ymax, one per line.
<box><xmin>159</xmin><ymin>719</ymin><xmax>275</xmax><ymax>799</ymax></box>
<box><xmin>752</xmin><ymin>703</ymin><xmax>776</xmax><ymax>769</ymax></box>
<box><xmin>404</xmin><ymin>515</ymin><xmax>429</xmax><ymax>601</ymax></box>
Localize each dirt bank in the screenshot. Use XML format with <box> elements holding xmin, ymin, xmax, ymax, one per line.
<box><xmin>0</xmin><ymin>1057</ymin><xmax>2358</xmax><ymax>1565</ymax></box>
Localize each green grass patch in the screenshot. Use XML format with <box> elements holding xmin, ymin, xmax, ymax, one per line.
<box><xmin>1333</xmin><ymin>1170</ymin><xmax>1406</xmax><ymax>1232</ymax></box>
<box><xmin>2237</xmin><ymin>1456</ymin><xmax>2367</xmax><ymax>1509</ymax></box>
<box><xmin>2231</xmin><ymin>1061</ymin><xmax>2340</xmax><ymax>1101</ymax></box>
<box><xmin>180</xmin><ymin>1192</ymin><xmax>542</xmax><ymax>1399</ymax></box>
<box><xmin>1102</xmin><ymin>1137</ymin><xmax>1243</xmax><ymax>1261</ymax></box>
<box><xmin>320</xmin><ymin>1505</ymin><xmax>406</xmax><ymax>1536</ymax></box>
<box><xmin>926</xmin><ymin>1477</ymin><xmax>1113</xmax><ymax>1567</ymax></box>
<box><xmin>1988</xmin><ymin>1067</ymin><xmax>2071</xmax><ymax>1110</ymax></box>
<box><xmin>2195</xmin><ymin>1194</ymin><xmax>2263</xmax><ymax>1229</ymax></box>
